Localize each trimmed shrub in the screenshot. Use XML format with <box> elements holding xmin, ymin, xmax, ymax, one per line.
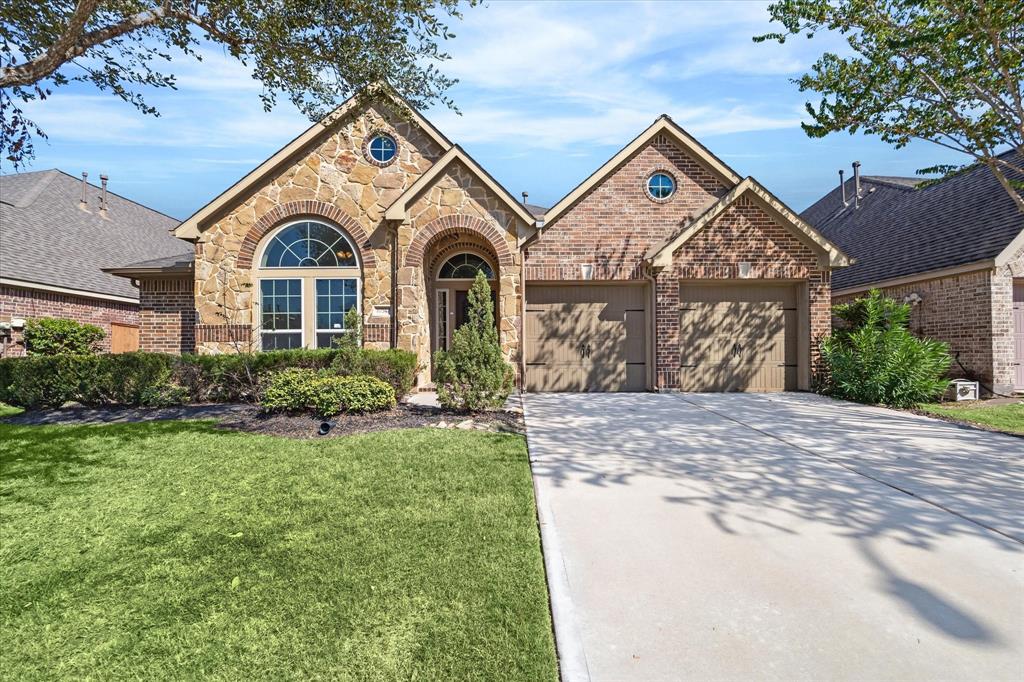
<box><xmin>331</xmin><ymin>375</ymin><xmax>395</xmax><ymax>414</ymax></box>
<box><xmin>261</xmin><ymin>369</ymin><xmax>395</xmax><ymax>416</ymax></box>
<box><xmin>819</xmin><ymin>289</ymin><xmax>952</xmax><ymax>407</ymax></box>
<box><xmin>260</xmin><ymin>368</ymin><xmax>320</xmax><ymax>412</ymax></box>
<box><xmin>331</xmin><ymin>348</ymin><xmax>418</xmax><ymax>399</ymax></box>
<box><xmin>0</xmin><ymin>355</ymin><xmax>80</xmax><ymax>409</ymax></box>
<box><xmin>23</xmin><ymin>317</ymin><xmax>104</xmax><ymax>355</ymax></box>
<box><xmin>77</xmin><ymin>353</ymin><xmax>183</xmax><ymax>407</ymax></box>
<box><xmin>176</xmin><ymin>349</ymin><xmax>338</xmax><ymax>402</ymax></box>
<box><xmin>433</xmin><ymin>271</ymin><xmax>515</xmax><ymax>411</ymax></box>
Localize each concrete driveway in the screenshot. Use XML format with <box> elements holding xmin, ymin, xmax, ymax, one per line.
<box><xmin>524</xmin><ymin>392</ymin><xmax>1024</xmax><ymax>681</ymax></box>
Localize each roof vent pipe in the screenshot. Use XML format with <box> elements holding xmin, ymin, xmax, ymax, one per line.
<box><xmin>79</xmin><ymin>171</ymin><xmax>88</xmax><ymax>208</ymax></box>
<box><xmin>852</xmin><ymin>161</ymin><xmax>862</xmax><ymax>209</ymax></box>
<box><xmin>99</xmin><ymin>174</ymin><xmax>109</xmax><ymax>213</ymax></box>
<box><xmin>521</xmin><ymin>191</ymin><xmax>528</xmax><ymax>205</ymax></box>
<box><xmin>839</xmin><ymin>169</ymin><xmax>848</xmax><ymax>207</ymax></box>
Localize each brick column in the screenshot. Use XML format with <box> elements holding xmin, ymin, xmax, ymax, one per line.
<box><xmin>654</xmin><ymin>271</ymin><xmax>680</xmax><ymax>389</ymax></box>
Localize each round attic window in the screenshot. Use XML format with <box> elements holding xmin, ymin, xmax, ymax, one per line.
<box><xmin>366</xmin><ymin>132</ymin><xmax>397</xmax><ymax>165</ymax></box>
<box><xmin>646</xmin><ymin>172</ymin><xmax>676</xmax><ymax>201</ymax></box>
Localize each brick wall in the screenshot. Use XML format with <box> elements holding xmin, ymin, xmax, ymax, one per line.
<box><xmin>834</xmin><ymin>268</ymin><xmax>996</xmax><ymax>388</ymax></box>
<box><xmin>0</xmin><ymin>284</ymin><xmax>138</xmax><ymax>357</ymax></box>
<box><xmin>138</xmin><ymin>276</ymin><xmax>195</xmax><ymax>354</ymax></box>
<box><xmin>655</xmin><ymin>196</ymin><xmax>829</xmax><ymax>389</ymax></box>
<box><xmin>526</xmin><ymin>134</ymin><xmax>727</xmax><ymax>281</ymax></box>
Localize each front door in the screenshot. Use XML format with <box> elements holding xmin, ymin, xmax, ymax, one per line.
<box><xmin>437</xmin><ymin>287</ymin><xmax>499</xmax><ymax>351</ymax></box>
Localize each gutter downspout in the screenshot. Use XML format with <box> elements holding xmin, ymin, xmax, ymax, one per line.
<box><xmin>390</xmin><ymin>222</ymin><xmax>399</xmax><ymax>349</ymax></box>
<box><xmin>643</xmin><ymin>262</ymin><xmax>659</xmax><ymax>391</ymax></box>
<box><xmin>520</xmin><ymin>248</ymin><xmax>528</xmax><ymax>394</ymax></box>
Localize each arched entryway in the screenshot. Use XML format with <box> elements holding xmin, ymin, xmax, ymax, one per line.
<box><xmin>426</xmin><ymin>238</ymin><xmax>499</xmax><ymax>355</ymax></box>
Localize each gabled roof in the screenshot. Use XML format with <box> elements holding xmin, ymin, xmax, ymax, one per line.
<box><xmin>646</xmin><ymin>177</ymin><xmax>850</xmax><ymax>270</ymax></box>
<box><xmin>384</xmin><ymin>145</ymin><xmax>539</xmax><ymax>229</ymax></box>
<box><xmin>541</xmin><ymin>115</ymin><xmax>742</xmax><ymax>227</ymax></box>
<box><xmin>0</xmin><ymin>169</ymin><xmax>190</xmax><ymax>300</ymax></box>
<box><xmin>802</xmin><ymin>151</ymin><xmax>1024</xmax><ymax>291</ymax></box>
<box><xmin>174</xmin><ymin>85</ymin><xmax>453</xmax><ymax>240</ymax></box>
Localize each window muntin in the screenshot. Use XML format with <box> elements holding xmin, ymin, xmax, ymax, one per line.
<box><xmin>647</xmin><ymin>172</ymin><xmax>676</xmax><ymax>200</ymax></box>
<box><xmin>260</xmin><ymin>279</ymin><xmax>302</xmax><ymax>349</ymax></box>
<box><xmin>260</xmin><ymin>221</ymin><xmax>357</xmax><ymax>268</ymax></box>
<box><xmin>315</xmin><ymin>278</ymin><xmax>359</xmax><ymax>348</ymax></box>
<box><xmin>368</xmin><ymin>134</ymin><xmax>397</xmax><ymax>164</ymax></box>
<box><xmin>438</xmin><ymin>253</ymin><xmax>495</xmax><ymax>280</ymax></box>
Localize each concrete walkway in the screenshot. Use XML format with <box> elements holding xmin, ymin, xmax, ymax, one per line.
<box><xmin>524</xmin><ymin>392</ymin><xmax>1024</xmax><ymax>681</ymax></box>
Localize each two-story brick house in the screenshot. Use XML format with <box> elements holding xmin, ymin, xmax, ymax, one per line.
<box><xmin>108</xmin><ymin>87</ymin><xmax>849</xmax><ymax>392</ymax></box>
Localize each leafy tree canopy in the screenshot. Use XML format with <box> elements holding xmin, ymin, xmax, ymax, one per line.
<box><xmin>756</xmin><ymin>0</ymin><xmax>1024</xmax><ymax>211</ymax></box>
<box><xmin>1</xmin><ymin>0</ymin><xmax>473</xmax><ymax>167</ymax></box>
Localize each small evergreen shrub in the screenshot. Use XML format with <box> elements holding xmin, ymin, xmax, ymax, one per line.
<box><xmin>23</xmin><ymin>317</ymin><xmax>104</xmax><ymax>355</ymax></box>
<box><xmin>433</xmin><ymin>271</ymin><xmax>515</xmax><ymax>411</ymax></box>
<box><xmin>819</xmin><ymin>289</ymin><xmax>952</xmax><ymax>407</ymax></box>
<box><xmin>261</xmin><ymin>369</ymin><xmax>395</xmax><ymax>416</ymax></box>
<box><xmin>260</xmin><ymin>368</ymin><xmax>320</xmax><ymax>412</ymax></box>
<box><xmin>332</xmin><ymin>375</ymin><xmax>395</xmax><ymax>414</ymax></box>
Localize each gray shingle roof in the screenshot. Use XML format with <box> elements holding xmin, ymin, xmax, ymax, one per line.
<box><xmin>801</xmin><ymin>153</ymin><xmax>1023</xmax><ymax>290</ymax></box>
<box><xmin>0</xmin><ymin>170</ymin><xmax>193</xmax><ymax>300</ymax></box>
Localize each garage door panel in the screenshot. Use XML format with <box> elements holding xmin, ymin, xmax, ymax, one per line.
<box><xmin>526</xmin><ymin>285</ymin><xmax>647</xmax><ymax>392</ymax></box>
<box><xmin>679</xmin><ymin>282</ymin><xmax>798</xmax><ymax>392</ymax></box>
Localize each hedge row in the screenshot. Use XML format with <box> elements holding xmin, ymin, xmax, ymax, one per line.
<box><xmin>0</xmin><ymin>347</ymin><xmax>419</xmax><ymax>411</ymax></box>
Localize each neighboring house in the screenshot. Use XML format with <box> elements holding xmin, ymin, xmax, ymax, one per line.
<box><xmin>0</xmin><ymin>170</ymin><xmax>192</xmax><ymax>356</ymax></box>
<box><xmin>802</xmin><ymin>155</ymin><xmax>1024</xmax><ymax>395</ymax></box>
<box><xmin>108</xmin><ymin>88</ymin><xmax>849</xmax><ymax>392</ymax></box>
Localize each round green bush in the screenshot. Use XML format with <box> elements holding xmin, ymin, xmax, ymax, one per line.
<box><xmin>260</xmin><ymin>370</ymin><xmax>395</xmax><ymax>416</ymax></box>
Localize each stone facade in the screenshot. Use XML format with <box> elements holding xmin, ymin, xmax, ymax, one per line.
<box><xmin>192</xmin><ymin>103</ymin><xmax>444</xmax><ymax>354</ymax></box>
<box><xmin>136</xmin><ymin>99</ymin><xmax>847</xmax><ymax>393</ymax></box>
<box><xmin>0</xmin><ymin>284</ymin><xmax>138</xmax><ymax>357</ymax></box>
<box><xmin>834</xmin><ymin>245</ymin><xmax>1024</xmax><ymax>394</ymax></box>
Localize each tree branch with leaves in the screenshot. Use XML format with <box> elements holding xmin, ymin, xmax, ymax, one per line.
<box><xmin>1</xmin><ymin>0</ymin><xmax>473</xmax><ymax>167</ymax></box>
<box><xmin>756</xmin><ymin>0</ymin><xmax>1024</xmax><ymax>211</ymax></box>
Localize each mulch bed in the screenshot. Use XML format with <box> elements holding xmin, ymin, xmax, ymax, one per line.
<box><xmin>2</xmin><ymin>402</ymin><xmax>525</xmax><ymax>439</ymax></box>
<box><xmin>216</xmin><ymin>403</ymin><xmax>524</xmax><ymax>439</ymax></box>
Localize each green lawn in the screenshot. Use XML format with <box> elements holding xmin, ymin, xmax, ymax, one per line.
<box><xmin>0</xmin><ymin>421</ymin><xmax>557</xmax><ymax>681</ymax></box>
<box><xmin>918</xmin><ymin>401</ymin><xmax>1024</xmax><ymax>435</ymax></box>
<box><xmin>0</xmin><ymin>402</ymin><xmax>23</xmax><ymax>418</ymax></box>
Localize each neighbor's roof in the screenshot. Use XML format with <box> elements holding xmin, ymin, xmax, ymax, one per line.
<box><xmin>802</xmin><ymin>152</ymin><xmax>1024</xmax><ymax>291</ymax></box>
<box><xmin>0</xmin><ymin>169</ymin><xmax>192</xmax><ymax>300</ymax></box>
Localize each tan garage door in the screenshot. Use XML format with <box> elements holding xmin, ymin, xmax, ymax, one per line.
<box><xmin>526</xmin><ymin>284</ymin><xmax>646</xmax><ymax>392</ymax></box>
<box><xmin>679</xmin><ymin>282</ymin><xmax>798</xmax><ymax>392</ymax></box>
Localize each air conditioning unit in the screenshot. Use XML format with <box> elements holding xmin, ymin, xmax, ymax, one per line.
<box><xmin>950</xmin><ymin>379</ymin><xmax>979</xmax><ymax>401</ymax></box>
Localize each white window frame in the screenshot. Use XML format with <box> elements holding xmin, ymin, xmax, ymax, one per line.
<box><xmin>436</xmin><ymin>288</ymin><xmax>450</xmax><ymax>350</ymax></box>
<box><xmin>256</xmin><ymin>277</ymin><xmax>304</xmax><ymax>350</ymax></box>
<box><xmin>314</xmin><ymin>277</ymin><xmax>362</xmax><ymax>349</ymax></box>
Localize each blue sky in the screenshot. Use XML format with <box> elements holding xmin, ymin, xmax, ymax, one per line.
<box><xmin>14</xmin><ymin>0</ymin><xmax>963</xmax><ymax>220</ymax></box>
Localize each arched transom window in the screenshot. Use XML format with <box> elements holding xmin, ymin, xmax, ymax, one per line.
<box><xmin>260</xmin><ymin>220</ymin><xmax>357</xmax><ymax>268</ymax></box>
<box><xmin>438</xmin><ymin>253</ymin><xmax>494</xmax><ymax>280</ymax></box>
<box><xmin>256</xmin><ymin>220</ymin><xmax>360</xmax><ymax>351</ymax></box>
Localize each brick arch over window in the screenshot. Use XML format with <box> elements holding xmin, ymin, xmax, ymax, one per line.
<box><xmin>237</xmin><ymin>201</ymin><xmax>376</xmax><ymax>269</ymax></box>
<box><xmin>405</xmin><ymin>215</ymin><xmax>514</xmax><ymax>269</ymax></box>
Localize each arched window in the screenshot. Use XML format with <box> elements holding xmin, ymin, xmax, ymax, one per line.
<box><xmin>260</xmin><ymin>221</ymin><xmax>357</xmax><ymax>268</ymax></box>
<box><xmin>438</xmin><ymin>253</ymin><xmax>494</xmax><ymax>279</ymax></box>
<box><xmin>256</xmin><ymin>220</ymin><xmax>360</xmax><ymax>350</ymax></box>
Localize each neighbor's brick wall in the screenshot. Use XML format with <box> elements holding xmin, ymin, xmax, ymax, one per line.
<box><xmin>655</xmin><ymin>196</ymin><xmax>829</xmax><ymax>388</ymax></box>
<box><xmin>0</xmin><ymin>284</ymin><xmax>138</xmax><ymax>357</ymax></box>
<box><xmin>138</xmin><ymin>276</ymin><xmax>195</xmax><ymax>354</ymax></box>
<box><xmin>834</xmin><ymin>268</ymin><xmax>996</xmax><ymax>387</ymax></box>
<box><xmin>525</xmin><ymin>134</ymin><xmax>727</xmax><ymax>280</ymax></box>
<box><xmin>991</xmin><ymin>243</ymin><xmax>1023</xmax><ymax>393</ymax></box>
